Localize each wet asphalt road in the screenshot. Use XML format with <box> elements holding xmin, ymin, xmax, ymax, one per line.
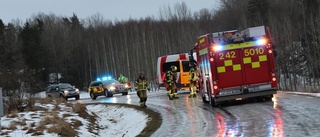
<box><xmin>77</xmin><ymin>90</ymin><xmax>320</xmax><ymax>137</ymax></box>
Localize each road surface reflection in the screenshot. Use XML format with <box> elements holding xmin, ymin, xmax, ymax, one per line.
<box><xmin>269</xmin><ymin>97</ymin><xmax>284</xmax><ymax>137</ymax></box>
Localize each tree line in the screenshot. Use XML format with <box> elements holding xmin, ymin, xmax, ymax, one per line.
<box><xmin>0</xmin><ymin>0</ymin><xmax>319</xmax><ymax>94</ymax></box>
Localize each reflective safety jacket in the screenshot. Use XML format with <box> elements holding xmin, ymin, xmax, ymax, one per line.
<box><xmin>189</xmin><ymin>69</ymin><xmax>197</xmax><ymax>82</ymax></box>
<box><xmin>135</xmin><ymin>78</ymin><xmax>150</xmax><ymax>91</ymax></box>
<box><xmin>118</xmin><ymin>76</ymin><xmax>127</xmax><ymax>83</ymax></box>
<box><xmin>165</xmin><ymin>70</ymin><xmax>176</xmax><ymax>84</ymax></box>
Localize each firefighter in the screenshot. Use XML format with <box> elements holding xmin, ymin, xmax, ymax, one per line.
<box><xmin>135</xmin><ymin>71</ymin><xmax>150</xmax><ymax>108</ymax></box>
<box><xmin>166</xmin><ymin>65</ymin><xmax>179</xmax><ymax>100</ymax></box>
<box><xmin>189</xmin><ymin>67</ymin><xmax>197</xmax><ymax>98</ymax></box>
<box><xmin>118</xmin><ymin>74</ymin><xmax>127</xmax><ymax>83</ymax></box>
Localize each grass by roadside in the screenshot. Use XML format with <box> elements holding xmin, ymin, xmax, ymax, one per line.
<box><xmin>1</xmin><ymin>98</ymin><xmax>162</xmax><ymax>137</ymax></box>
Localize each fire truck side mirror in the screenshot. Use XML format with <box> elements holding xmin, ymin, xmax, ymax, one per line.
<box><xmin>273</xmin><ymin>44</ymin><xmax>277</xmax><ymax>57</ymax></box>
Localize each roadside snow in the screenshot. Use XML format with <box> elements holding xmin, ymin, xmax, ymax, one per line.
<box><xmin>0</xmin><ymin>102</ymin><xmax>148</xmax><ymax>137</ymax></box>
<box><xmin>284</xmin><ymin>91</ymin><xmax>320</xmax><ymax>97</ymax></box>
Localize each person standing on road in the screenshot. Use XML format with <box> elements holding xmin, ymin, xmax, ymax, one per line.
<box><xmin>165</xmin><ymin>65</ymin><xmax>179</xmax><ymax>100</ymax></box>
<box><xmin>118</xmin><ymin>74</ymin><xmax>127</xmax><ymax>83</ymax></box>
<box><xmin>188</xmin><ymin>67</ymin><xmax>197</xmax><ymax>98</ymax></box>
<box><xmin>135</xmin><ymin>71</ymin><xmax>150</xmax><ymax>108</ymax></box>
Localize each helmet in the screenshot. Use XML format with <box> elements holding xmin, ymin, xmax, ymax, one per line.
<box><xmin>139</xmin><ymin>71</ymin><xmax>144</xmax><ymax>75</ymax></box>
<box><xmin>190</xmin><ymin>67</ymin><xmax>195</xmax><ymax>72</ymax></box>
<box><xmin>171</xmin><ymin>65</ymin><xmax>177</xmax><ymax>72</ymax></box>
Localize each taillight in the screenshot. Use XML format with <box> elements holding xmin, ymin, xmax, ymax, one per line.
<box><xmin>271</xmin><ymin>73</ymin><xmax>278</xmax><ymax>88</ymax></box>
<box><xmin>214</xmin><ymin>85</ymin><xmax>218</xmax><ymax>89</ymax></box>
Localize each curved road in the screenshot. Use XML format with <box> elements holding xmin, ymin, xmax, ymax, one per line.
<box><xmin>79</xmin><ymin>90</ymin><xmax>320</xmax><ymax>137</ymax></box>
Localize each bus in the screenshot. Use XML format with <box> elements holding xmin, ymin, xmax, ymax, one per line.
<box><xmin>156</xmin><ymin>53</ymin><xmax>197</xmax><ymax>90</ymax></box>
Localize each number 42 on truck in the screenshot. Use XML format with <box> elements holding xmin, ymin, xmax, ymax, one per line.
<box><xmin>195</xmin><ymin>26</ymin><xmax>278</xmax><ymax>107</ymax></box>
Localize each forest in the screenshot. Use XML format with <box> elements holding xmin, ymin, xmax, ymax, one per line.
<box><xmin>1</xmin><ymin>0</ymin><xmax>320</xmax><ymax>94</ymax></box>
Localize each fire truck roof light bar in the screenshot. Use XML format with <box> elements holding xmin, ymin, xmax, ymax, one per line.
<box><xmin>256</xmin><ymin>38</ymin><xmax>267</xmax><ymax>46</ymax></box>
<box><xmin>213</xmin><ymin>44</ymin><xmax>223</xmax><ymax>52</ymax></box>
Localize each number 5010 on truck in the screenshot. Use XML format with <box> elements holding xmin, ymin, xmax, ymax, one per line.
<box><xmin>195</xmin><ymin>26</ymin><xmax>278</xmax><ymax>107</ymax></box>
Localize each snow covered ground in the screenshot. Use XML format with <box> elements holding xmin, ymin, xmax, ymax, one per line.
<box><xmin>0</xmin><ymin>92</ymin><xmax>148</xmax><ymax>137</ymax></box>
<box><xmin>0</xmin><ymin>91</ymin><xmax>319</xmax><ymax>137</ymax></box>
<box><xmin>284</xmin><ymin>91</ymin><xmax>320</xmax><ymax>97</ymax></box>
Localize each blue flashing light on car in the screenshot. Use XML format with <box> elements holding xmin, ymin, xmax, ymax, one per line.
<box><xmin>96</xmin><ymin>76</ymin><xmax>113</xmax><ymax>81</ymax></box>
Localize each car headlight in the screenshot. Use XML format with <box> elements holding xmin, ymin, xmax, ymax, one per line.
<box><xmin>64</xmin><ymin>90</ymin><xmax>69</xmax><ymax>95</ymax></box>
<box><xmin>125</xmin><ymin>84</ymin><xmax>129</xmax><ymax>88</ymax></box>
<box><xmin>76</xmin><ymin>88</ymin><xmax>80</xmax><ymax>93</ymax></box>
<box><xmin>109</xmin><ymin>86</ymin><xmax>116</xmax><ymax>90</ymax></box>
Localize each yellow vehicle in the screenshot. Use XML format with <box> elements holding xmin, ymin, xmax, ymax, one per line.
<box><xmin>88</xmin><ymin>77</ymin><xmax>129</xmax><ymax>100</ymax></box>
<box><xmin>156</xmin><ymin>53</ymin><xmax>197</xmax><ymax>90</ymax></box>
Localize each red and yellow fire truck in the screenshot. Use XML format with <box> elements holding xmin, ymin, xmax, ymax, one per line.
<box><xmin>195</xmin><ymin>26</ymin><xmax>278</xmax><ymax>106</ymax></box>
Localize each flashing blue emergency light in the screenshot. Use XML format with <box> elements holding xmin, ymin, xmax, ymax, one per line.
<box><xmin>213</xmin><ymin>44</ymin><xmax>223</xmax><ymax>52</ymax></box>
<box><xmin>96</xmin><ymin>76</ymin><xmax>112</xmax><ymax>81</ymax></box>
<box><xmin>102</xmin><ymin>76</ymin><xmax>112</xmax><ymax>80</ymax></box>
<box><xmin>256</xmin><ymin>38</ymin><xmax>267</xmax><ymax>46</ymax></box>
<box><xmin>102</xmin><ymin>77</ymin><xmax>108</xmax><ymax>81</ymax></box>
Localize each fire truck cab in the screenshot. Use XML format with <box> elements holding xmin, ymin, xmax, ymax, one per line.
<box><xmin>195</xmin><ymin>26</ymin><xmax>278</xmax><ymax>107</ymax></box>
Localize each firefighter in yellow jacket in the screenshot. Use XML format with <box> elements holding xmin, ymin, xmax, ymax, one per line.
<box><xmin>166</xmin><ymin>65</ymin><xmax>179</xmax><ymax>100</ymax></box>
<box><xmin>135</xmin><ymin>71</ymin><xmax>150</xmax><ymax>108</ymax></box>
<box><xmin>189</xmin><ymin>67</ymin><xmax>197</xmax><ymax>98</ymax></box>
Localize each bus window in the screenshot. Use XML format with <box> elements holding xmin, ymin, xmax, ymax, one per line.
<box><xmin>182</xmin><ymin>61</ymin><xmax>191</xmax><ymax>72</ymax></box>
<box><xmin>162</xmin><ymin>61</ymin><xmax>180</xmax><ymax>72</ymax></box>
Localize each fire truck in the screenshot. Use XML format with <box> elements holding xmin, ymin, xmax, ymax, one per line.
<box><xmin>195</xmin><ymin>26</ymin><xmax>278</xmax><ymax>106</ymax></box>
<box><xmin>156</xmin><ymin>53</ymin><xmax>196</xmax><ymax>90</ymax></box>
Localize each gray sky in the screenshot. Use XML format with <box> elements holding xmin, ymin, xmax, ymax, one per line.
<box><xmin>0</xmin><ymin>0</ymin><xmax>220</xmax><ymax>24</ymax></box>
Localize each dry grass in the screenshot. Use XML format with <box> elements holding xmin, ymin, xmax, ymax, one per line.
<box><xmin>22</xmin><ymin>127</ymin><xmax>29</xmax><ymax>130</ymax></box>
<box><xmin>71</xmin><ymin>118</ymin><xmax>83</xmax><ymax>130</ymax></box>
<box><xmin>62</xmin><ymin>113</ymin><xmax>73</xmax><ymax>118</ymax></box>
<box><xmin>0</xmin><ymin>131</ymin><xmax>10</xmax><ymax>136</ymax></box>
<box><xmin>74</xmin><ymin>102</ymin><xmax>100</xmax><ymax>134</ymax></box>
<box><xmin>7</xmin><ymin>110</ymin><xmax>19</xmax><ymax>118</ymax></box>
<box><xmin>30</xmin><ymin>122</ymin><xmax>36</xmax><ymax>127</ymax></box>
<box><xmin>2</xmin><ymin>98</ymin><xmax>87</xmax><ymax>136</ymax></box>
<box><xmin>73</xmin><ymin>103</ymin><xmax>100</xmax><ymax>135</ymax></box>
<box><xmin>31</xmin><ymin>131</ymin><xmax>44</xmax><ymax>136</ymax></box>
<box><xmin>36</xmin><ymin>98</ymin><xmax>55</xmax><ymax>104</ymax></box>
<box><xmin>26</xmin><ymin>128</ymin><xmax>36</xmax><ymax>134</ymax></box>
<box><xmin>73</xmin><ymin>102</ymin><xmax>87</xmax><ymax>113</ymax></box>
<box><xmin>38</xmin><ymin>113</ymin><xmax>77</xmax><ymax>137</ymax></box>
<box><xmin>2</xmin><ymin>99</ymin><xmax>162</xmax><ymax>137</ymax></box>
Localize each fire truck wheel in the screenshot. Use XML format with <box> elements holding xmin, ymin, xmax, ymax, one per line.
<box><xmin>210</xmin><ymin>98</ymin><xmax>218</xmax><ymax>107</ymax></box>
<box><xmin>202</xmin><ymin>95</ymin><xmax>209</xmax><ymax>103</ymax></box>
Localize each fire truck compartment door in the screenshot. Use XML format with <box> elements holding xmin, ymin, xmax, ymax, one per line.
<box><xmin>216</xmin><ymin>49</ymin><xmax>244</xmax><ymax>88</ymax></box>
<box><xmin>242</xmin><ymin>46</ymin><xmax>270</xmax><ymax>84</ymax></box>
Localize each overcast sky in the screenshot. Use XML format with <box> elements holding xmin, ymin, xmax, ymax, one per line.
<box><xmin>0</xmin><ymin>0</ymin><xmax>220</xmax><ymax>24</ymax></box>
